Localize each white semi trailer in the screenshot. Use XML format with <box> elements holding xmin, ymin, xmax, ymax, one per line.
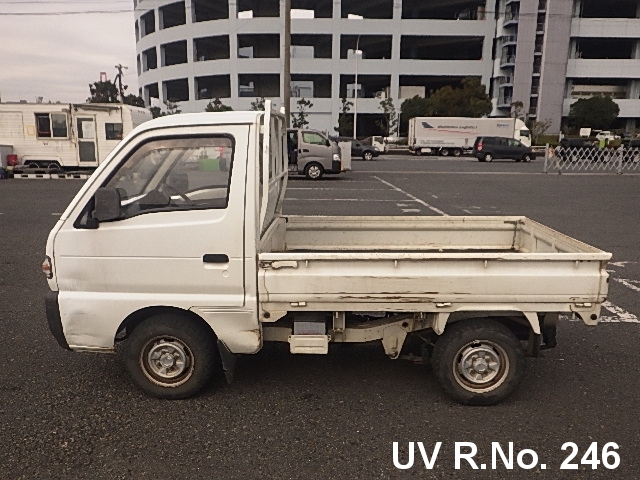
<box><xmin>0</xmin><ymin>103</ymin><xmax>151</xmax><ymax>170</ymax></box>
<box><xmin>408</xmin><ymin>117</ymin><xmax>531</xmax><ymax>156</ymax></box>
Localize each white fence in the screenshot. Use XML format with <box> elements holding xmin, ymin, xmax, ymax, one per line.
<box><xmin>543</xmin><ymin>144</ymin><xmax>640</xmax><ymax>174</ymax></box>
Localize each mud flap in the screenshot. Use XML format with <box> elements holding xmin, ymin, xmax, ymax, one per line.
<box><xmin>217</xmin><ymin>339</ymin><xmax>237</xmax><ymax>384</ymax></box>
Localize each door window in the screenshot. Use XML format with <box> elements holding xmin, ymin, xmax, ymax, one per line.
<box><xmin>104</xmin><ymin>136</ymin><xmax>234</xmax><ymax>219</ymax></box>
<box><xmin>302</xmin><ymin>131</ymin><xmax>327</xmax><ymax>146</ymax></box>
<box><xmin>508</xmin><ymin>138</ymin><xmax>521</xmax><ymax>147</ymax></box>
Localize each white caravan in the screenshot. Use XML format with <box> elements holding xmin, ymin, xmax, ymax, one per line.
<box><xmin>0</xmin><ymin>103</ymin><xmax>151</xmax><ymax>170</ymax></box>
<box><xmin>408</xmin><ymin>117</ymin><xmax>531</xmax><ymax>156</ymax></box>
<box><xmin>44</xmin><ymin>104</ymin><xmax>610</xmax><ymax>405</ymax></box>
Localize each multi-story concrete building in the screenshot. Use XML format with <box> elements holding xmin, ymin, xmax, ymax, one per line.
<box><xmin>491</xmin><ymin>0</ymin><xmax>640</xmax><ymax>132</ymax></box>
<box><xmin>135</xmin><ymin>0</ymin><xmax>640</xmax><ymax>135</ymax></box>
<box><xmin>134</xmin><ymin>0</ymin><xmax>495</xmax><ymax>134</ymax></box>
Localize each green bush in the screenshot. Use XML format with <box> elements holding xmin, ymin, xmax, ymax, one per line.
<box><xmin>536</xmin><ymin>134</ymin><xmax>559</xmax><ymax>146</ymax></box>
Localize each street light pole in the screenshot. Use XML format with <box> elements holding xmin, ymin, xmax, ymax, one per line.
<box><xmin>353</xmin><ymin>35</ymin><xmax>360</xmax><ymax>139</ymax></box>
<box><xmin>283</xmin><ymin>0</ymin><xmax>291</xmax><ymax>126</ymax></box>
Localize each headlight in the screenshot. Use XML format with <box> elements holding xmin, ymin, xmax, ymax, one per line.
<box><xmin>333</xmin><ymin>153</ymin><xmax>340</xmax><ymax>161</ymax></box>
<box><xmin>374</xmin><ymin>146</ymin><xmax>380</xmax><ymax>151</ymax></box>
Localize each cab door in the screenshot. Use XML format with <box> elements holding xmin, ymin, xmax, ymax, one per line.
<box><xmin>54</xmin><ymin>125</ymin><xmax>250</xmax><ymax>313</ymax></box>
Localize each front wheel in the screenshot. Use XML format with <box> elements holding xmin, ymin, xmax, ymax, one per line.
<box><xmin>363</xmin><ymin>151</ymin><xmax>374</xmax><ymax>161</ymax></box>
<box><xmin>431</xmin><ymin>319</ymin><xmax>525</xmax><ymax>405</ymax></box>
<box><xmin>125</xmin><ymin>314</ymin><xmax>218</xmax><ymax>399</ymax></box>
<box><xmin>304</xmin><ymin>162</ymin><xmax>324</xmax><ymax>180</ymax></box>
<box><xmin>523</xmin><ymin>154</ymin><xmax>532</xmax><ymax>162</ymax></box>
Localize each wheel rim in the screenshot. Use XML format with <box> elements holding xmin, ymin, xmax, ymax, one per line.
<box><xmin>364</xmin><ymin>152</ymin><xmax>373</xmax><ymax>160</ymax></box>
<box><xmin>140</xmin><ymin>336</ymin><xmax>194</xmax><ymax>387</ymax></box>
<box><xmin>307</xmin><ymin>165</ymin><xmax>321</xmax><ymax>179</ymax></box>
<box><xmin>485</xmin><ymin>154</ymin><xmax>493</xmax><ymax>162</ymax></box>
<box><xmin>441</xmin><ymin>149</ymin><xmax>449</xmax><ymax>156</ymax></box>
<box><xmin>453</xmin><ymin>340</ymin><xmax>509</xmax><ymax>393</ymax></box>
<box><xmin>454</xmin><ymin>150</ymin><xmax>461</xmax><ymax>157</ymax></box>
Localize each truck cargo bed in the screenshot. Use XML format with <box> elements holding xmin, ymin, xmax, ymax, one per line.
<box><xmin>258</xmin><ymin>216</ymin><xmax>611</xmax><ymax>318</ymax></box>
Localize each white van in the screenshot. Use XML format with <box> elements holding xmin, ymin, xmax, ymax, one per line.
<box><xmin>287</xmin><ymin>128</ymin><xmax>342</xmax><ymax>179</ymax></box>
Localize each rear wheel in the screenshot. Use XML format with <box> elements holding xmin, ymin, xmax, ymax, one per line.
<box><xmin>453</xmin><ymin>149</ymin><xmax>462</xmax><ymax>157</ymax></box>
<box><xmin>431</xmin><ymin>319</ymin><xmax>525</xmax><ymax>405</ymax></box>
<box><xmin>484</xmin><ymin>153</ymin><xmax>493</xmax><ymax>162</ymax></box>
<box><xmin>440</xmin><ymin>148</ymin><xmax>450</xmax><ymax>157</ymax></box>
<box><xmin>304</xmin><ymin>162</ymin><xmax>324</xmax><ymax>180</ymax></box>
<box><xmin>415</xmin><ymin>149</ymin><xmax>422</xmax><ymax>156</ymax></box>
<box><xmin>125</xmin><ymin>314</ymin><xmax>218</xmax><ymax>399</ymax></box>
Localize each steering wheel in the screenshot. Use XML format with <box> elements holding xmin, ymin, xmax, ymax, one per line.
<box><xmin>160</xmin><ymin>183</ymin><xmax>194</xmax><ymax>205</ymax></box>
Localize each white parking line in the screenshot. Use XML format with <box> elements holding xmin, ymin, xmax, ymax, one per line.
<box><xmin>563</xmin><ymin>301</ymin><xmax>639</xmax><ymax>323</ymax></box>
<box><xmin>285</xmin><ymin>198</ymin><xmax>412</xmax><ymax>202</ymax></box>
<box><xmin>613</xmin><ymin>277</ymin><xmax>640</xmax><ymax>293</ymax></box>
<box><xmin>373</xmin><ymin>176</ymin><xmax>449</xmax><ymax>216</ymax></box>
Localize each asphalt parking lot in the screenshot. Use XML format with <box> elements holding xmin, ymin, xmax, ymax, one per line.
<box><xmin>1</xmin><ymin>154</ymin><xmax>639</xmax><ymax>479</ymax></box>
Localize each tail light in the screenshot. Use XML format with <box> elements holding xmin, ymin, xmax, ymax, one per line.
<box><xmin>477</xmin><ymin>142</ymin><xmax>483</xmax><ymax>151</ymax></box>
<box><xmin>42</xmin><ymin>256</ymin><xmax>53</xmax><ymax>279</ymax></box>
<box><xmin>7</xmin><ymin>154</ymin><xmax>18</xmax><ymax>166</ymax></box>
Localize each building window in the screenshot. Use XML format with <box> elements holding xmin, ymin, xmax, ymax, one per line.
<box><xmin>192</xmin><ymin>0</ymin><xmax>229</xmax><ymax>22</ymax></box>
<box><xmin>105</xmin><ymin>123</ymin><xmax>124</xmax><ymax>140</ymax></box>
<box><xmin>140</xmin><ymin>10</ymin><xmax>155</xmax><ymax>37</ymax></box>
<box><xmin>160</xmin><ymin>1</ymin><xmax>186</xmax><ymax>29</ymax></box>
<box><xmin>35</xmin><ymin>113</ymin><xmax>68</xmax><ymax>138</ymax></box>
<box><xmin>195</xmin><ymin>75</ymin><xmax>231</xmax><ymax>99</ymax></box>
<box><xmin>194</xmin><ymin>35</ymin><xmax>230</xmax><ymax>61</ymax></box>
<box><xmin>161</xmin><ymin>40</ymin><xmax>188</xmax><ymax>66</ymax></box>
<box><xmin>163</xmin><ymin>78</ymin><xmax>190</xmax><ymax>102</ymax></box>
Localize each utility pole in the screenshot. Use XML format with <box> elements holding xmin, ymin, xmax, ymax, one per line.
<box><xmin>283</xmin><ymin>0</ymin><xmax>291</xmax><ymax>126</ymax></box>
<box><xmin>114</xmin><ymin>64</ymin><xmax>128</xmax><ymax>103</ymax></box>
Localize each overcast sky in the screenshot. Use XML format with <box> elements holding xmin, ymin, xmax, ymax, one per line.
<box><xmin>0</xmin><ymin>0</ymin><xmax>138</xmax><ymax>103</ymax></box>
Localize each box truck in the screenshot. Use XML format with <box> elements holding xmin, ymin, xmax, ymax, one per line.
<box><xmin>408</xmin><ymin>117</ymin><xmax>531</xmax><ymax>156</ymax></box>
<box><xmin>0</xmin><ymin>103</ymin><xmax>151</xmax><ymax>170</ymax></box>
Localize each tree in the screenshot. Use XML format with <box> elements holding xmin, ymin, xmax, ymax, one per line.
<box><xmin>250</xmin><ymin>97</ymin><xmax>266</xmax><ymax>111</ymax></box>
<box><xmin>123</xmin><ymin>94</ymin><xmax>145</xmax><ymax>107</ymax></box>
<box><xmin>399</xmin><ymin>95</ymin><xmax>430</xmax><ymax>135</ymax></box>
<box><xmin>205</xmin><ymin>98</ymin><xmax>233</xmax><ymax>112</ymax></box>
<box><xmin>150</xmin><ymin>100</ymin><xmax>182</xmax><ymax>118</ymax></box>
<box><xmin>526</xmin><ymin>118</ymin><xmax>552</xmax><ymax>145</ymax></box>
<box><xmin>510</xmin><ymin>100</ymin><xmax>525</xmax><ymax>120</ymax></box>
<box><xmin>567</xmin><ymin>96</ymin><xmax>620</xmax><ymax>130</ymax></box>
<box><xmin>425</xmin><ymin>77</ymin><xmax>491</xmax><ymax>117</ymax></box>
<box><xmin>87</xmin><ymin>80</ymin><xmax>119</xmax><ymax>103</ymax></box>
<box><xmin>377</xmin><ymin>97</ymin><xmax>398</xmax><ymax>137</ymax></box>
<box><xmin>334</xmin><ymin>97</ymin><xmax>353</xmax><ymax>136</ymax></box>
<box><xmin>291</xmin><ymin>98</ymin><xmax>313</xmax><ymax>128</ymax></box>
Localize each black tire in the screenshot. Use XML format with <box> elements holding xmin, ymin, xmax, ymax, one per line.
<box><xmin>363</xmin><ymin>151</ymin><xmax>374</xmax><ymax>161</ymax></box>
<box><xmin>304</xmin><ymin>162</ymin><xmax>324</xmax><ymax>180</ymax></box>
<box><xmin>415</xmin><ymin>149</ymin><xmax>422</xmax><ymax>156</ymax></box>
<box><xmin>484</xmin><ymin>153</ymin><xmax>493</xmax><ymax>162</ymax></box>
<box><xmin>515</xmin><ymin>158</ymin><xmax>522</xmax><ymax>163</ymax></box>
<box><xmin>431</xmin><ymin>319</ymin><xmax>525</xmax><ymax>405</ymax></box>
<box><xmin>523</xmin><ymin>154</ymin><xmax>532</xmax><ymax>162</ymax></box>
<box><xmin>440</xmin><ymin>148</ymin><xmax>449</xmax><ymax>156</ymax></box>
<box><xmin>125</xmin><ymin>313</ymin><xmax>218</xmax><ymax>399</ymax></box>
<box><xmin>453</xmin><ymin>149</ymin><xmax>462</xmax><ymax>157</ymax></box>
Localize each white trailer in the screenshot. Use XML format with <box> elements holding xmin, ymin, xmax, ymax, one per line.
<box><xmin>408</xmin><ymin>117</ymin><xmax>531</xmax><ymax>156</ymax></box>
<box><xmin>0</xmin><ymin>103</ymin><xmax>151</xmax><ymax>170</ymax></box>
<box><xmin>44</xmin><ymin>105</ymin><xmax>611</xmax><ymax>405</ymax></box>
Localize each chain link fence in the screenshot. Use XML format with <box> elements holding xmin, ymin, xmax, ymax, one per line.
<box><xmin>543</xmin><ymin>144</ymin><xmax>640</xmax><ymax>174</ymax></box>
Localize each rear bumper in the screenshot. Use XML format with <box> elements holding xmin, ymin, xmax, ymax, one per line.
<box><xmin>45</xmin><ymin>291</ymin><xmax>70</xmax><ymax>350</ymax></box>
<box><xmin>327</xmin><ymin>160</ymin><xmax>342</xmax><ymax>173</ymax></box>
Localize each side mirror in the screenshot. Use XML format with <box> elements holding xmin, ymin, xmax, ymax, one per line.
<box><xmin>93</xmin><ymin>187</ymin><xmax>122</xmax><ymax>222</ymax></box>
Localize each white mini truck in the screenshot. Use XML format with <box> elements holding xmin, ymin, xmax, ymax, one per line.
<box><xmin>44</xmin><ymin>106</ymin><xmax>611</xmax><ymax>405</ymax></box>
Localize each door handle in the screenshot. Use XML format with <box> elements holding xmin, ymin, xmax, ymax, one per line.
<box><xmin>203</xmin><ymin>254</ymin><xmax>229</xmax><ymax>263</ymax></box>
<box><xmin>302</xmin><ymin>149</ymin><xmax>309</xmax><ymax>153</ymax></box>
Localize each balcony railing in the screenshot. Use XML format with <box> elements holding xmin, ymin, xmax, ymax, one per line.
<box><xmin>497</xmin><ymin>96</ymin><xmax>513</xmax><ymax>107</ymax></box>
<box><xmin>500</xmin><ymin>55</ymin><xmax>517</xmax><ymax>66</ymax></box>
<box><xmin>501</xmin><ymin>35</ymin><xmax>518</xmax><ymax>45</ymax></box>
<box><xmin>531</xmin><ymin>85</ymin><xmax>540</xmax><ymax>95</ymax></box>
<box><xmin>504</xmin><ymin>11</ymin><xmax>519</xmax><ymax>23</ymax></box>
<box><xmin>496</xmin><ymin>75</ymin><xmax>513</xmax><ymax>86</ymax></box>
